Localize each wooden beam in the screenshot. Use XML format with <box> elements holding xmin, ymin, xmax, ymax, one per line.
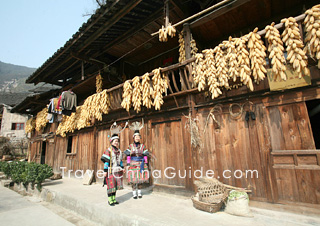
<box><xmin>75</xmin><ymin>0</ymin><xmax>142</xmax><ymax>51</ymax></box>
<box><xmin>169</xmin><ymin>0</ymin><xmax>186</xmax><ymax>19</ymax></box>
<box><xmin>190</xmin><ymin>0</ymin><xmax>251</xmax><ymax>29</ymax></box>
<box><xmin>100</xmin><ymin>8</ymin><xmax>163</xmax><ymax>54</ymax></box>
<box><xmin>70</xmin><ymin>51</ymin><xmax>105</xmax><ymax>67</ymax></box>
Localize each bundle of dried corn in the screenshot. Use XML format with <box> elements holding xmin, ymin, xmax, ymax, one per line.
<box><xmin>132</xmin><ymin>76</ymin><xmax>142</xmax><ymax>113</ymax></box>
<box><xmin>25</xmin><ymin>117</ymin><xmax>36</xmax><ymax>133</ymax></box>
<box><xmin>247</xmin><ymin>28</ymin><xmax>267</xmax><ymax>86</ymax></box>
<box><xmin>282</xmin><ymin>17</ymin><xmax>309</xmax><ymax>77</ymax></box>
<box><xmin>152</xmin><ymin>68</ymin><xmax>168</xmax><ymax>110</ymax></box>
<box><xmin>304</xmin><ymin>4</ymin><xmax>320</xmax><ymax>68</ymax></box>
<box><xmin>235</xmin><ymin>36</ymin><xmax>252</xmax><ymax>90</ymax></box>
<box><xmin>265</xmin><ymin>23</ymin><xmax>287</xmax><ymax>81</ymax></box>
<box><xmin>191</xmin><ymin>35</ymin><xmax>198</xmax><ymax>57</ymax></box>
<box><xmin>179</xmin><ymin>32</ymin><xmax>186</xmax><ymax>63</ymax></box>
<box><xmin>121</xmin><ymin>81</ymin><xmax>133</xmax><ymax>112</ymax></box>
<box><xmin>35</xmin><ymin>108</ymin><xmax>48</xmax><ymax>132</ymax></box>
<box><xmin>225</xmin><ymin>37</ymin><xmax>240</xmax><ymax>82</ymax></box>
<box><xmin>159</xmin><ymin>23</ymin><xmax>176</xmax><ymax>42</ymax></box>
<box><xmin>167</xmin><ymin>23</ymin><xmax>176</xmax><ymax>38</ymax></box>
<box><xmin>96</xmin><ymin>73</ymin><xmax>103</xmax><ymax>93</ymax></box>
<box><xmin>141</xmin><ymin>73</ymin><xmax>153</xmax><ymax>109</ymax></box>
<box><xmin>213</xmin><ymin>44</ymin><xmax>229</xmax><ymax>89</ymax></box>
<box><xmin>192</xmin><ymin>53</ymin><xmax>206</xmax><ymax>91</ymax></box>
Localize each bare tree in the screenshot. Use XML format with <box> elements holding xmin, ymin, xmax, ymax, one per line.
<box><xmin>83</xmin><ymin>0</ymin><xmax>108</xmax><ymax>17</ymax></box>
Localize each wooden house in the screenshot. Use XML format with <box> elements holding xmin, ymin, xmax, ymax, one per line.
<box><xmin>12</xmin><ymin>0</ymin><xmax>320</xmax><ymax>208</ymax></box>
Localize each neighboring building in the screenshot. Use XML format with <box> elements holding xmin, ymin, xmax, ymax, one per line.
<box><xmin>0</xmin><ymin>92</ymin><xmax>30</xmax><ymax>138</ymax></box>
<box><xmin>0</xmin><ymin>104</ymin><xmax>28</xmax><ymax>139</ymax></box>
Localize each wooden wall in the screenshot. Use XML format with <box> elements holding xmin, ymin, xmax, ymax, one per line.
<box><xmin>28</xmin><ymin>87</ymin><xmax>320</xmax><ymax>206</ymax></box>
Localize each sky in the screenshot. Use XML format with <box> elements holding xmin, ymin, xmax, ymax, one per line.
<box><xmin>0</xmin><ymin>0</ymin><xmax>98</xmax><ymax>68</ymax></box>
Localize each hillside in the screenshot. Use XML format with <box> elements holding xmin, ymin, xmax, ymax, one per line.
<box><xmin>0</xmin><ymin>61</ymin><xmax>59</xmax><ymax>93</ymax></box>
<box><xmin>0</xmin><ymin>61</ymin><xmax>36</xmax><ymax>83</ymax></box>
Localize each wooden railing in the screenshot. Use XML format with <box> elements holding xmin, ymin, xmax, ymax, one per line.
<box><xmin>106</xmin><ymin>57</ymin><xmax>196</xmax><ymax>110</ymax></box>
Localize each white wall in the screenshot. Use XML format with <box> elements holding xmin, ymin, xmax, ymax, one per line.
<box><xmin>0</xmin><ymin>105</ymin><xmax>28</xmax><ymax>139</ymax></box>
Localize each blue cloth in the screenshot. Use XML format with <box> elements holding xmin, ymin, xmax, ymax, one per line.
<box><xmin>131</xmin><ymin>156</ymin><xmax>144</xmax><ymax>173</ymax></box>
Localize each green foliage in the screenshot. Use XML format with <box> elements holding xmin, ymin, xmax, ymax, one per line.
<box><xmin>228</xmin><ymin>190</ymin><xmax>249</xmax><ymax>201</ymax></box>
<box><xmin>0</xmin><ymin>161</ymin><xmax>53</xmax><ymax>191</ymax></box>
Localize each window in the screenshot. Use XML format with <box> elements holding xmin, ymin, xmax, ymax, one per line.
<box><xmin>11</xmin><ymin>123</ymin><xmax>24</xmax><ymax>130</ymax></box>
<box><xmin>67</xmin><ymin>136</ymin><xmax>73</xmax><ymax>153</ymax></box>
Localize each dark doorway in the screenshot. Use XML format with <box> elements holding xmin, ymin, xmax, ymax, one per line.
<box><xmin>306</xmin><ymin>99</ymin><xmax>320</xmax><ymax>149</ymax></box>
<box><xmin>41</xmin><ymin>141</ymin><xmax>46</xmax><ymax>164</ymax></box>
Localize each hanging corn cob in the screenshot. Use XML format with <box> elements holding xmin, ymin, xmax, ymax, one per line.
<box><xmin>179</xmin><ymin>32</ymin><xmax>186</xmax><ymax>63</ymax></box>
<box><xmin>141</xmin><ymin>73</ymin><xmax>153</xmax><ymax>109</ymax></box>
<box><xmin>265</xmin><ymin>23</ymin><xmax>287</xmax><ymax>81</ymax></box>
<box><xmin>247</xmin><ymin>27</ymin><xmax>267</xmax><ymax>86</ymax></box>
<box><xmin>159</xmin><ymin>25</ymin><xmax>168</xmax><ymax>42</ymax></box>
<box><xmin>225</xmin><ymin>37</ymin><xmax>239</xmax><ymax>82</ymax></box>
<box><xmin>25</xmin><ymin>117</ymin><xmax>36</xmax><ymax>133</ymax></box>
<box><xmin>281</xmin><ymin>17</ymin><xmax>310</xmax><ymax>78</ymax></box>
<box><xmin>304</xmin><ymin>4</ymin><xmax>320</xmax><ymax>68</ymax></box>
<box><xmin>76</xmin><ymin>106</ymin><xmax>90</xmax><ymax>130</ymax></box>
<box><xmin>35</xmin><ymin>108</ymin><xmax>48</xmax><ymax>132</ymax></box>
<box><xmin>121</xmin><ymin>81</ymin><xmax>133</xmax><ymax>112</ymax></box>
<box><xmin>96</xmin><ymin>73</ymin><xmax>103</xmax><ymax>93</ymax></box>
<box><xmin>213</xmin><ymin>44</ymin><xmax>229</xmax><ymax>89</ymax></box>
<box><xmin>203</xmin><ymin>49</ymin><xmax>221</xmax><ymax>99</ymax></box>
<box><xmin>152</xmin><ymin>68</ymin><xmax>168</xmax><ymax>110</ymax></box>
<box><xmin>192</xmin><ymin>53</ymin><xmax>206</xmax><ymax>91</ymax></box>
<box><xmin>235</xmin><ymin>36</ymin><xmax>252</xmax><ymax>90</ymax></box>
<box><xmin>167</xmin><ymin>23</ymin><xmax>176</xmax><ymax>38</ymax></box>
<box><xmin>191</xmin><ymin>35</ymin><xmax>198</xmax><ymax>57</ymax></box>
<box><xmin>132</xmin><ymin>76</ymin><xmax>142</xmax><ymax>113</ymax></box>
<box><xmin>100</xmin><ymin>89</ymin><xmax>110</xmax><ymax>114</ymax></box>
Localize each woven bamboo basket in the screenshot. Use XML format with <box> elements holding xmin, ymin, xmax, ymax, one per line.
<box><xmin>191</xmin><ymin>195</ymin><xmax>224</xmax><ymax>213</ymax></box>
<box><xmin>194</xmin><ymin>178</ymin><xmax>229</xmax><ymax>204</ymax></box>
<box><xmin>192</xmin><ymin>178</ymin><xmax>252</xmax><ymax>213</ymax></box>
<box><xmin>191</xmin><ymin>178</ymin><xmax>229</xmax><ymax>213</ymax></box>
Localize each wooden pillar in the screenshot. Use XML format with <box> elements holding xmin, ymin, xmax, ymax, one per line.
<box><xmin>164</xmin><ymin>0</ymin><xmax>169</xmax><ymax>28</ymax></box>
<box><xmin>183</xmin><ymin>23</ymin><xmax>192</xmax><ymax>60</ymax></box>
<box><xmin>92</xmin><ymin>123</ymin><xmax>98</xmax><ymax>180</ymax></box>
<box><xmin>183</xmin><ymin>23</ymin><xmax>198</xmax><ymax>190</ymax></box>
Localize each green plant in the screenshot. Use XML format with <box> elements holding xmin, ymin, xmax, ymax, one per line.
<box><xmin>10</xmin><ymin>161</ymin><xmax>27</xmax><ymax>184</ymax></box>
<box><xmin>2</xmin><ymin>161</ymin><xmax>11</xmax><ymax>178</ymax></box>
<box><xmin>0</xmin><ymin>161</ymin><xmax>54</xmax><ymax>191</ymax></box>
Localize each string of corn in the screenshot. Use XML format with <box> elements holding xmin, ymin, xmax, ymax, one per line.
<box><xmin>282</xmin><ymin>17</ymin><xmax>310</xmax><ymax>78</ymax></box>
<box><xmin>304</xmin><ymin>4</ymin><xmax>320</xmax><ymax>68</ymax></box>
<box><xmin>132</xmin><ymin>76</ymin><xmax>142</xmax><ymax>113</ymax></box>
<box><xmin>265</xmin><ymin>23</ymin><xmax>287</xmax><ymax>81</ymax></box>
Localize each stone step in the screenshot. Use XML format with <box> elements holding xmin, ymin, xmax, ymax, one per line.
<box><xmin>0</xmin><ymin>179</ymin><xmax>13</xmax><ymax>187</ymax></box>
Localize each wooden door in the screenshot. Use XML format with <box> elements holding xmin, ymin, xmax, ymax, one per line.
<box><xmin>266</xmin><ymin>102</ymin><xmax>320</xmax><ymax>204</ymax></box>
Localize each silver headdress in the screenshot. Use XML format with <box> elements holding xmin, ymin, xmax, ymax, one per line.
<box><xmin>129</xmin><ymin>119</ymin><xmax>144</xmax><ymax>137</ymax></box>
<box><xmin>109</xmin><ymin>121</ymin><xmax>128</xmax><ymax>141</ymax></box>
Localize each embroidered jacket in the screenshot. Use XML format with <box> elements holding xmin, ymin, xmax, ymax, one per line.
<box><xmin>101</xmin><ymin>146</ymin><xmax>123</xmax><ymax>173</ymax></box>
<box><xmin>124</xmin><ymin>143</ymin><xmax>149</xmax><ymax>164</ymax></box>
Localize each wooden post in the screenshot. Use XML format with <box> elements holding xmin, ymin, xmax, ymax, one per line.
<box><xmin>81</xmin><ymin>61</ymin><xmax>84</xmax><ymax>80</ymax></box>
<box><xmin>183</xmin><ymin>23</ymin><xmax>198</xmax><ymax>190</ymax></box>
<box><xmin>183</xmin><ymin>23</ymin><xmax>192</xmax><ymax>60</ymax></box>
<box><xmin>164</xmin><ymin>0</ymin><xmax>169</xmax><ymax>28</ymax></box>
<box><xmin>92</xmin><ymin>125</ymin><xmax>98</xmax><ymax>180</ymax></box>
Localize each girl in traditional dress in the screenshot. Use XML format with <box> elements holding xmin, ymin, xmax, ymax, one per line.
<box><xmin>124</xmin><ymin>120</ymin><xmax>149</xmax><ymax>199</ymax></box>
<box><xmin>101</xmin><ymin>122</ymin><xmax>127</xmax><ymax>206</ymax></box>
